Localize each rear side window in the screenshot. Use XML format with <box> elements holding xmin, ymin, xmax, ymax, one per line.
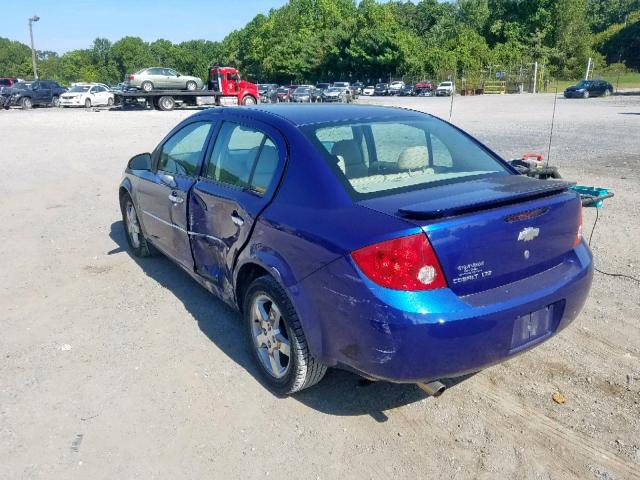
<box><xmin>304</xmin><ymin>118</ymin><xmax>509</xmax><ymax>199</ymax></box>
<box><xmin>158</xmin><ymin>121</ymin><xmax>212</xmax><ymax>176</ymax></box>
<box><xmin>205</xmin><ymin>122</ymin><xmax>278</xmax><ymax>194</ymax></box>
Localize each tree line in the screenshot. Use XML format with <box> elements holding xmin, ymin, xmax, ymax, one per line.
<box><xmin>1</xmin><ymin>0</ymin><xmax>638</xmax><ymax>86</ymax></box>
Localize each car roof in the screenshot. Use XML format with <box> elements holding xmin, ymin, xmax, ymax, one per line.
<box><xmin>192</xmin><ymin>104</ymin><xmax>428</xmax><ymax>128</ymax></box>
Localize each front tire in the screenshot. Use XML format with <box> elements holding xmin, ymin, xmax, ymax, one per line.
<box><xmin>582</xmin><ymin>90</ymin><xmax>589</xmax><ymax>99</ymax></box>
<box><xmin>186</xmin><ymin>81</ymin><xmax>197</xmax><ymax>91</ymax></box>
<box><xmin>242</xmin><ymin>95</ymin><xmax>256</xmax><ymax>105</ymax></box>
<box><xmin>244</xmin><ymin>276</ymin><xmax>327</xmax><ymax>395</ymax></box>
<box><xmin>120</xmin><ymin>194</ymin><xmax>155</xmax><ymax>257</ymax></box>
<box><xmin>85</xmin><ymin>98</ymin><xmax>92</xmax><ymax>108</ymax></box>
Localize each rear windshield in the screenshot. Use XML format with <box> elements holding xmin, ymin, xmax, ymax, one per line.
<box><xmin>304</xmin><ymin>118</ymin><xmax>510</xmax><ymax>200</ymax></box>
<box><xmin>0</xmin><ymin>79</ymin><xmax>12</xmax><ymax>86</ymax></box>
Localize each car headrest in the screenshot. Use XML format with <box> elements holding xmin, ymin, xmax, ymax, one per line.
<box><xmin>398</xmin><ymin>146</ymin><xmax>429</xmax><ymax>171</ymax></box>
<box><xmin>331</xmin><ymin>140</ymin><xmax>363</xmax><ymax>167</ymax></box>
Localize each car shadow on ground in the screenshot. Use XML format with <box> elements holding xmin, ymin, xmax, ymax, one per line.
<box><xmin>109</xmin><ymin>220</ymin><xmax>471</xmax><ymax>421</ymax></box>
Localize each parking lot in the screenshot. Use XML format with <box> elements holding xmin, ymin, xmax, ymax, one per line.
<box><xmin>1</xmin><ymin>93</ymin><xmax>639</xmax><ymax>479</ymax></box>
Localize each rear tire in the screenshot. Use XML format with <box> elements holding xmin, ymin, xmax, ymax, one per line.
<box><xmin>186</xmin><ymin>81</ymin><xmax>197</xmax><ymax>91</ymax></box>
<box><xmin>51</xmin><ymin>96</ymin><xmax>60</xmax><ymax>107</ymax></box>
<box><xmin>141</xmin><ymin>81</ymin><xmax>153</xmax><ymax>92</ymax></box>
<box><xmin>157</xmin><ymin>96</ymin><xmax>175</xmax><ymax>111</ymax></box>
<box><xmin>21</xmin><ymin>97</ymin><xmax>32</xmax><ymax>109</ymax></box>
<box><xmin>107</xmin><ymin>97</ymin><xmax>114</xmax><ymax>106</ymax></box>
<box><xmin>604</xmin><ymin>89</ymin><xmax>611</xmax><ymax>97</ymax></box>
<box><xmin>120</xmin><ymin>193</ymin><xmax>156</xmax><ymax>257</ymax></box>
<box><xmin>244</xmin><ymin>276</ymin><xmax>327</xmax><ymax>395</ymax></box>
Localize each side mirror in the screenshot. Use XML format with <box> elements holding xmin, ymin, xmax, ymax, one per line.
<box><xmin>128</xmin><ymin>152</ymin><xmax>152</xmax><ymax>171</ymax></box>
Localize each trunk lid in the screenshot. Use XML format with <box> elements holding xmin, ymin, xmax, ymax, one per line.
<box><xmin>360</xmin><ymin>175</ymin><xmax>581</xmax><ymax>296</ymax></box>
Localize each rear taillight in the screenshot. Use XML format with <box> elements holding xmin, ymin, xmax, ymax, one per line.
<box><xmin>128</xmin><ymin>74</ymin><xmax>134</xmax><ymax>81</ymax></box>
<box><xmin>351</xmin><ymin>233</ymin><xmax>447</xmax><ymax>291</ymax></box>
<box><xmin>573</xmin><ymin>204</ymin><xmax>583</xmax><ymax>247</ymax></box>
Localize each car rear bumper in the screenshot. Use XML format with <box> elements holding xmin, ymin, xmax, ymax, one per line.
<box><xmin>294</xmin><ymin>242</ymin><xmax>593</xmax><ymax>383</ymax></box>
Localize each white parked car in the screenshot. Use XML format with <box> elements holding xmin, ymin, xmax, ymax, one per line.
<box><xmin>436</xmin><ymin>81</ymin><xmax>455</xmax><ymax>96</ymax></box>
<box><xmin>362</xmin><ymin>85</ymin><xmax>375</xmax><ymax>96</ymax></box>
<box><xmin>60</xmin><ymin>84</ymin><xmax>114</xmax><ymax>108</ymax></box>
<box><xmin>388</xmin><ymin>81</ymin><xmax>406</xmax><ymax>95</ymax></box>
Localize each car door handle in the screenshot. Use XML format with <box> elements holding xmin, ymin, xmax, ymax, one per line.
<box><xmin>230</xmin><ymin>211</ymin><xmax>244</xmax><ymax>226</ymax></box>
<box><xmin>168</xmin><ymin>192</ymin><xmax>184</xmax><ymax>204</ymax></box>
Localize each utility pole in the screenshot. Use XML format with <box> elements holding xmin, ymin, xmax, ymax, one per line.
<box><xmin>28</xmin><ymin>15</ymin><xmax>40</xmax><ymax>79</ymax></box>
<box><xmin>532</xmin><ymin>61</ymin><xmax>538</xmax><ymax>94</ymax></box>
<box><xmin>585</xmin><ymin>57</ymin><xmax>592</xmax><ymax>81</ymax></box>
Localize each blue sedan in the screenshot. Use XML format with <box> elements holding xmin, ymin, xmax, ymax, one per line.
<box><xmin>119</xmin><ymin>105</ymin><xmax>593</xmax><ymax>395</ymax></box>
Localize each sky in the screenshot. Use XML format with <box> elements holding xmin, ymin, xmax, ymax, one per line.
<box><xmin>2</xmin><ymin>0</ymin><xmax>289</xmax><ymax>53</ymax></box>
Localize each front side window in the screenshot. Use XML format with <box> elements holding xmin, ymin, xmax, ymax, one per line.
<box><xmin>157</xmin><ymin>121</ymin><xmax>212</xmax><ymax>177</ymax></box>
<box><xmin>305</xmin><ymin>117</ymin><xmax>509</xmax><ymax>199</ymax></box>
<box><xmin>205</xmin><ymin>122</ymin><xmax>278</xmax><ymax>194</ymax></box>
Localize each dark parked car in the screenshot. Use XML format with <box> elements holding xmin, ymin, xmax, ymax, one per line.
<box><xmin>292</xmin><ymin>86</ymin><xmax>316</xmax><ymax>103</ymax></box>
<box><xmin>399</xmin><ymin>85</ymin><xmax>415</xmax><ymax>96</ymax></box>
<box><xmin>564</xmin><ymin>80</ymin><xmax>613</xmax><ymax>98</ymax></box>
<box><xmin>119</xmin><ymin>104</ymin><xmax>592</xmax><ymax>395</ymax></box>
<box><xmin>374</xmin><ymin>83</ymin><xmax>389</xmax><ymax>96</ymax></box>
<box><xmin>2</xmin><ymin>80</ymin><xmax>66</xmax><ymax>109</ymax></box>
<box><xmin>352</xmin><ymin>82</ymin><xmax>364</xmax><ymax>94</ymax></box>
<box><xmin>258</xmin><ymin>84</ymin><xmax>279</xmax><ymax>103</ymax></box>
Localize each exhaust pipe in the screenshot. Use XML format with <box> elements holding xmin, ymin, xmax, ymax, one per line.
<box><xmin>417</xmin><ymin>380</ymin><xmax>446</xmax><ymax>397</ymax></box>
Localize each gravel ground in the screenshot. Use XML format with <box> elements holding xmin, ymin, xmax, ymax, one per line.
<box><xmin>1</xmin><ymin>93</ymin><xmax>639</xmax><ymax>480</ymax></box>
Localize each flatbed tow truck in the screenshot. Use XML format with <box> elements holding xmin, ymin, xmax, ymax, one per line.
<box><xmin>113</xmin><ymin>66</ymin><xmax>259</xmax><ymax>111</ymax></box>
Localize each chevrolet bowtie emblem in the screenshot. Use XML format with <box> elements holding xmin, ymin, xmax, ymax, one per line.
<box><xmin>518</xmin><ymin>227</ymin><xmax>540</xmax><ymax>242</ymax></box>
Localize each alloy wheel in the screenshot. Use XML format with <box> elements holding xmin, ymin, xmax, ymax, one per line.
<box><xmin>125</xmin><ymin>200</ymin><xmax>142</xmax><ymax>249</ymax></box>
<box><xmin>250</xmin><ymin>294</ymin><xmax>291</xmax><ymax>379</ymax></box>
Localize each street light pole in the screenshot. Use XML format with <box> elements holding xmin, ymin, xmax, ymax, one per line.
<box><xmin>28</xmin><ymin>15</ymin><xmax>40</xmax><ymax>79</ymax></box>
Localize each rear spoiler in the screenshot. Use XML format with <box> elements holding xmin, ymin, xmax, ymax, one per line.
<box><xmin>398</xmin><ymin>180</ymin><xmax>575</xmax><ymax>220</ymax></box>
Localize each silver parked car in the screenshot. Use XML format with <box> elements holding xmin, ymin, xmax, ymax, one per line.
<box><xmin>126</xmin><ymin>67</ymin><xmax>203</xmax><ymax>92</ymax></box>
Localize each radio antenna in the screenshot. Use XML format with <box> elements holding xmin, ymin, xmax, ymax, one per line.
<box><xmin>546</xmin><ymin>82</ymin><xmax>559</xmax><ymax>167</ymax></box>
